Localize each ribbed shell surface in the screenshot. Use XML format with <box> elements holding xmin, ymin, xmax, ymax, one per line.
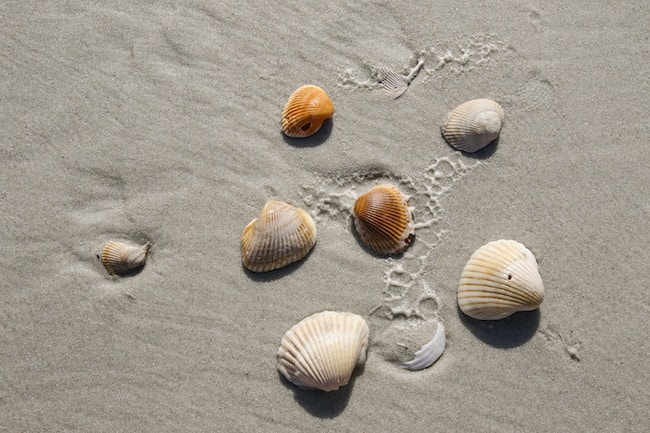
<box><xmin>101</xmin><ymin>241</ymin><xmax>148</xmax><ymax>276</ymax></box>
<box><xmin>458</xmin><ymin>239</ymin><xmax>545</xmax><ymax>320</ymax></box>
<box><xmin>241</xmin><ymin>200</ymin><xmax>317</xmax><ymax>272</ymax></box>
<box><xmin>281</xmin><ymin>85</ymin><xmax>334</xmax><ymax>138</ymax></box>
<box><xmin>352</xmin><ymin>184</ymin><xmax>414</xmax><ymax>255</ymax></box>
<box><xmin>441</xmin><ymin>99</ymin><xmax>505</xmax><ymax>153</ymax></box>
<box><xmin>277</xmin><ymin>311</ymin><xmax>369</xmax><ymax>392</ymax></box>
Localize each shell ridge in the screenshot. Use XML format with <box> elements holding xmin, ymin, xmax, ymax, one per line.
<box><xmin>284</xmin><ymin>326</ymin><xmax>323</xmax><ymax>389</ymax></box>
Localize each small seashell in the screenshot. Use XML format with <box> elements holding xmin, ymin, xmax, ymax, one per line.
<box><xmin>101</xmin><ymin>241</ymin><xmax>149</xmax><ymax>276</ymax></box>
<box><xmin>400</xmin><ymin>322</ymin><xmax>446</xmax><ymax>370</ymax></box>
<box><xmin>352</xmin><ymin>184</ymin><xmax>415</xmax><ymax>255</ymax></box>
<box><xmin>241</xmin><ymin>200</ymin><xmax>317</xmax><ymax>272</ymax></box>
<box><xmin>441</xmin><ymin>99</ymin><xmax>505</xmax><ymax>153</ymax></box>
<box><xmin>377</xmin><ymin>57</ymin><xmax>424</xmax><ymax>99</ymax></box>
<box><xmin>281</xmin><ymin>85</ymin><xmax>334</xmax><ymax>138</ymax></box>
<box><xmin>377</xmin><ymin>68</ymin><xmax>408</xmax><ymax>99</ymax></box>
<box><xmin>457</xmin><ymin>239</ymin><xmax>545</xmax><ymax>320</ymax></box>
<box><xmin>277</xmin><ymin>311</ymin><xmax>369</xmax><ymax>392</ymax></box>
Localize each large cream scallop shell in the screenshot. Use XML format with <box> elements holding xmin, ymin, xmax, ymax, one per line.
<box><xmin>458</xmin><ymin>239</ymin><xmax>545</xmax><ymax>320</ymax></box>
<box><xmin>277</xmin><ymin>311</ymin><xmax>369</xmax><ymax>392</ymax></box>
<box><xmin>101</xmin><ymin>241</ymin><xmax>149</xmax><ymax>276</ymax></box>
<box><xmin>441</xmin><ymin>99</ymin><xmax>505</xmax><ymax>153</ymax></box>
<box><xmin>352</xmin><ymin>184</ymin><xmax>415</xmax><ymax>255</ymax></box>
<box><xmin>281</xmin><ymin>85</ymin><xmax>334</xmax><ymax>138</ymax></box>
<box><xmin>241</xmin><ymin>200</ymin><xmax>317</xmax><ymax>272</ymax></box>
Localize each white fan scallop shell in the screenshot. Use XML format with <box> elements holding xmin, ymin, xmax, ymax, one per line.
<box><xmin>458</xmin><ymin>239</ymin><xmax>545</xmax><ymax>320</ymax></box>
<box><xmin>277</xmin><ymin>311</ymin><xmax>369</xmax><ymax>392</ymax></box>
<box><xmin>400</xmin><ymin>322</ymin><xmax>446</xmax><ymax>370</ymax></box>
<box><xmin>100</xmin><ymin>241</ymin><xmax>149</xmax><ymax>276</ymax></box>
<box><xmin>441</xmin><ymin>99</ymin><xmax>505</xmax><ymax>153</ymax></box>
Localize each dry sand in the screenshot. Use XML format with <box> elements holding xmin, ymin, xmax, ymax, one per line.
<box><xmin>1</xmin><ymin>1</ymin><xmax>648</xmax><ymax>431</ymax></box>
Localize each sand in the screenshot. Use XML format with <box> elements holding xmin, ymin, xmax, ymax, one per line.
<box><xmin>1</xmin><ymin>1</ymin><xmax>648</xmax><ymax>431</ymax></box>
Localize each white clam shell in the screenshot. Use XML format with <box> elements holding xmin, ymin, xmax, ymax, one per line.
<box><xmin>457</xmin><ymin>239</ymin><xmax>545</xmax><ymax>320</ymax></box>
<box><xmin>277</xmin><ymin>311</ymin><xmax>369</xmax><ymax>392</ymax></box>
<box><xmin>400</xmin><ymin>322</ymin><xmax>446</xmax><ymax>370</ymax></box>
<box><xmin>100</xmin><ymin>241</ymin><xmax>149</xmax><ymax>276</ymax></box>
<box><xmin>441</xmin><ymin>99</ymin><xmax>505</xmax><ymax>153</ymax></box>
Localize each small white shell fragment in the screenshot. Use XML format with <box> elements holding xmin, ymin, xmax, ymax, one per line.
<box><xmin>400</xmin><ymin>322</ymin><xmax>446</xmax><ymax>370</ymax></box>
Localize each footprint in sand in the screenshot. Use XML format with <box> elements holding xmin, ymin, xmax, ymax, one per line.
<box><xmin>306</xmin><ymin>33</ymin><xmax>566</xmax><ymax>369</ymax></box>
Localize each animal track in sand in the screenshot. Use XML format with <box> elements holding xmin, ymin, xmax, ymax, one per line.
<box><xmin>539</xmin><ymin>325</ymin><xmax>583</xmax><ymax>362</ymax></box>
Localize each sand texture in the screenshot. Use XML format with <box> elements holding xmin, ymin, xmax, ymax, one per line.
<box><xmin>1</xmin><ymin>1</ymin><xmax>649</xmax><ymax>431</ymax></box>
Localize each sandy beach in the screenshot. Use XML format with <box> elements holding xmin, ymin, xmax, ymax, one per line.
<box><xmin>1</xmin><ymin>1</ymin><xmax>648</xmax><ymax>431</ymax></box>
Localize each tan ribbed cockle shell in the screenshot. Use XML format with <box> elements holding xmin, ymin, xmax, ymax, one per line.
<box><xmin>352</xmin><ymin>184</ymin><xmax>415</xmax><ymax>255</ymax></box>
<box><xmin>241</xmin><ymin>200</ymin><xmax>317</xmax><ymax>272</ymax></box>
<box><xmin>457</xmin><ymin>239</ymin><xmax>545</xmax><ymax>320</ymax></box>
<box><xmin>100</xmin><ymin>241</ymin><xmax>149</xmax><ymax>276</ymax></box>
<box><xmin>277</xmin><ymin>311</ymin><xmax>369</xmax><ymax>392</ymax></box>
<box><xmin>441</xmin><ymin>99</ymin><xmax>505</xmax><ymax>153</ymax></box>
<box><xmin>281</xmin><ymin>85</ymin><xmax>334</xmax><ymax>138</ymax></box>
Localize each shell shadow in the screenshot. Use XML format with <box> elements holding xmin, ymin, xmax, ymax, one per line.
<box><xmin>242</xmin><ymin>248</ymin><xmax>314</xmax><ymax>282</ymax></box>
<box><xmin>279</xmin><ymin>363</ymin><xmax>364</xmax><ymax>418</ymax></box>
<box><xmin>282</xmin><ymin>118</ymin><xmax>333</xmax><ymax>147</ymax></box>
<box><xmin>348</xmin><ymin>216</ymin><xmax>414</xmax><ymax>259</ymax></box>
<box><xmin>463</xmin><ymin>136</ymin><xmax>500</xmax><ymax>159</ymax></box>
<box><xmin>457</xmin><ymin>305</ymin><xmax>540</xmax><ymax>348</ymax></box>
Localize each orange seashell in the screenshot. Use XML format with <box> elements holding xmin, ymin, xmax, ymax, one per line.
<box><xmin>352</xmin><ymin>184</ymin><xmax>415</xmax><ymax>255</ymax></box>
<box><xmin>241</xmin><ymin>200</ymin><xmax>317</xmax><ymax>272</ymax></box>
<box><xmin>281</xmin><ymin>85</ymin><xmax>334</xmax><ymax>138</ymax></box>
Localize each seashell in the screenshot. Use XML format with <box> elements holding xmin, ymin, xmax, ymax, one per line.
<box><xmin>277</xmin><ymin>311</ymin><xmax>369</xmax><ymax>392</ymax></box>
<box><xmin>457</xmin><ymin>239</ymin><xmax>545</xmax><ymax>320</ymax></box>
<box><xmin>377</xmin><ymin>57</ymin><xmax>424</xmax><ymax>99</ymax></box>
<box><xmin>441</xmin><ymin>99</ymin><xmax>505</xmax><ymax>153</ymax></box>
<box><xmin>352</xmin><ymin>184</ymin><xmax>415</xmax><ymax>255</ymax></box>
<box><xmin>100</xmin><ymin>241</ymin><xmax>149</xmax><ymax>276</ymax></box>
<box><xmin>241</xmin><ymin>200</ymin><xmax>316</xmax><ymax>272</ymax></box>
<box><xmin>400</xmin><ymin>322</ymin><xmax>446</xmax><ymax>370</ymax></box>
<box><xmin>281</xmin><ymin>85</ymin><xmax>334</xmax><ymax>138</ymax></box>
<box><xmin>377</xmin><ymin>67</ymin><xmax>408</xmax><ymax>99</ymax></box>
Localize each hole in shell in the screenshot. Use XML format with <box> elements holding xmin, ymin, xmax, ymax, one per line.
<box><xmin>301</xmin><ymin>123</ymin><xmax>311</xmax><ymax>131</ymax></box>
